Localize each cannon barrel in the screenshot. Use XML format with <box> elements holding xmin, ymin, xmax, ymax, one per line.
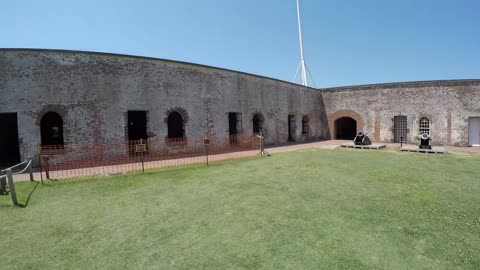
<box><xmin>353</xmin><ymin>132</ymin><xmax>372</xmax><ymax>145</ymax></box>
<box><xmin>418</xmin><ymin>132</ymin><xmax>432</xmax><ymax>149</ymax></box>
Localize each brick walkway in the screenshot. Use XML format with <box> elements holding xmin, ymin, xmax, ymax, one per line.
<box><xmin>11</xmin><ymin>140</ymin><xmax>480</xmax><ymax>182</ymax></box>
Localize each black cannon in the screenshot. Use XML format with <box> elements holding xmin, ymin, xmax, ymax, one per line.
<box><xmin>353</xmin><ymin>132</ymin><xmax>372</xmax><ymax>145</ymax></box>
<box><xmin>418</xmin><ymin>132</ymin><xmax>432</xmax><ymax>149</ymax></box>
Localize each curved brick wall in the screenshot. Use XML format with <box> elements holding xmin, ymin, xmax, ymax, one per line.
<box><xmin>0</xmin><ymin>49</ymin><xmax>329</xmax><ymax>161</ymax></box>
<box><xmin>1</xmin><ymin>48</ymin><xmax>479</xmax><ymax>164</ymax></box>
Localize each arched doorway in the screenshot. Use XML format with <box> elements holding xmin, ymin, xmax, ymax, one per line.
<box><xmin>335</xmin><ymin>117</ymin><xmax>357</xmax><ymax>139</ymax></box>
<box><xmin>167</xmin><ymin>111</ymin><xmax>185</xmax><ymax>139</ymax></box>
<box><xmin>328</xmin><ymin>110</ymin><xmax>364</xmax><ymax>140</ymax></box>
<box><xmin>40</xmin><ymin>111</ymin><xmax>64</xmax><ymax>146</ymax></box>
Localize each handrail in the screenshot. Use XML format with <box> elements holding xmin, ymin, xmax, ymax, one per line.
<box><xmin>1</xmin><ymin>159</ymin><xmax>30</xmax><ymax>172</ymax></box>
<box><xmin>12</xmin><ymin>160</ymin><xmax>33</xmax><ymax>175</ymax></box>
<box><xmin>0</xmin><ymin>157</ymin><xmax>35</xmax><ymax>182</ymax></box>
<box><xmin>0</xmin><ymin>158</ymin><xmax>35</xmax><ymax>207</ymax></box>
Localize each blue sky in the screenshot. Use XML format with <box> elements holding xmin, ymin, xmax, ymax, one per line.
<box><xmin>1</xmin><ymin>0</ymin><xmax>479</xmax><ymax>87</ymax></box>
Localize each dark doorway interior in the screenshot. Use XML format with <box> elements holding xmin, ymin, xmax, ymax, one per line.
<box><xmin>167</xmin><ymin>111</ymin><xmax>184</xmax><ymax>138</ymax></box>
<box><xmin>229</xmin><ymin>112</ymin><xmax>239</xmax><ymax>145</ymax></box>
<box><xmin>288</xmin><ymin>115</ymin><xmax>296</xmax><ymax>141</ymax></box>
<box><xmin>0</xmin><ymin>113</ymin><xmax>21</xmax><ymax>168</ymax></box>
<box><xmin>252</xmin><ymin>114</ymin><xmax>263</xmax><ymax>134</ymax></box>
<box><xmin>335</xmin><ymin>117</ymin><xmax>357</xmax><ymax>139</ymax></box>
<box><xmin>302</xmin><ymin>115</ymin><xmax>309</xmax><ymax>135</ymax></box>
<box><xmin>128</xmin><ymin>111</ymin><xmax>147</xmax><ymax>141</ymax></box>
<box><xmin>228</xmin><ymin>113</ymin><xmax>238</xmax><ymax>135</ymax></box>
<box><xmin>40</xmin><ymin>112</ymin><xmax>64</xmax><ymax>146</ymax></box>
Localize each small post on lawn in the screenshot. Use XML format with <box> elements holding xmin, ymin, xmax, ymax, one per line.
<box><xmin>135</xmin><ymin>139</ymin><xmax>147</xmax><ymax>173</ymax></box>
<box><xmin>39</xmin><ymin>154</ymin><xmax>44</xmax><ymax>185</ymax></box>
<box><xmin>43</xmin><ymin>157</ymin><xmax>51</xmax><ymax>180</ymax></box>
<box><xmin>28</xmin><ymin>160</ymin><xmax>34</xmax><ymax>182</ymax></box>
<box><xmin>6</xmin><ymin>169</ymin><xmax>18</xmax><ymax>206</ymax></box>
<box><xmin>204</xmin><ymin>136</ymin><xmax>211</xmax><ymax>166</ymax></box>
<box><xmin>257</xmin><ymin>132</ymin><xmax>270</xmax><ymax>157</ymax></box>
<box><xmin>260</xmin><ymin>133</ymin><xmax>264</xmax><ymax>157</ymax></box>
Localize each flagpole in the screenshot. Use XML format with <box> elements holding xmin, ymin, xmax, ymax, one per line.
<box><xmin>296</xmin><ymin>0</ymin><xmax>308</xmax><ymax>87</ymax></box>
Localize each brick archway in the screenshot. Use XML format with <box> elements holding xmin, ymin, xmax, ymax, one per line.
<box><xmin>328</xmin><ymin>110</ymin><xmax>364</xmax><ymax>139</ymax></box>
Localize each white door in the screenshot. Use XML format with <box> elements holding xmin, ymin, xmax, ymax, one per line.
<box><xmin>469</xmin><ymin>117</ymin><xmax>480</xmax><ymax>147</ymax></box>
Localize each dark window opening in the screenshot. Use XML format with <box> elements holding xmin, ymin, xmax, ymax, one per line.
<box><xmin>167</xmin><ymin>111</ymin><xmax>185</xmax><ymax>139</ymax></box>
<box><xmin>41</xmin><ymin>112</ymin><xmax>64</xmax><ymax>146</ymax></box>
<box><xmin>228</xmin><ymin>113</ymin><xmax>239</xmax><ymax>135</ymax></box>
<box><xmin>228</xmin><ymin>112</ymin><xmax>241</xmax><ymax>145</ymax></box>
<box><xmin>0</xmin><ymin>113</ymin><xmax>21</xmax><ymax>168</ymax></box>
<box><xmin>128</xmin><ymin>111</ymin><xmax>148</xmax><ymax>141</ymax></box>
<box><xmin>252</xmin><ymin>113</ymin><xmax>264</xmax><ymax>134</ymax></box>
<box><xmin>394</xmin><ymin>115</ymin><xmax>407</xmax><ymax>143</ymax></box>
<box><xmin>335</xmin><ymin>117</ymin><xmax>357</xmax><ymax>140</ymax></box>
<box><xmin>288</xmin><ymin>115</ymin><xmax>296</xmax><ymax>141</ymax></box>
<box><xmin>302</xmin><ymin>115</ymin><xmax>309</xmax><ymax>135</ymax></box>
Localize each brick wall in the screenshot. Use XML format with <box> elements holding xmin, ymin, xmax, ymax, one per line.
<box><xmin>0</xmin><ymin>49</ymin><xmax>329</xmax><ymax>162</ymax></box>
<box><xmin>321</xmin><ymin>80</ymin><xmax>480</xmax><ymax>146</ymax></box>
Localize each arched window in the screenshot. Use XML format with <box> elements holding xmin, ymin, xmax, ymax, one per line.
<box><xmin>419</xmin><ymin>117</ymin><xmax>430</xmax><ymax>135</ymax></box>
<box><xmin>167</xmin><ymin>111</ymin><xmax>185</xmax><ymax>138</ymax></box>
<box><xmin>302</xmin><ymin>115</ymin><xmax>309</xmax><ymax>135</ymax></box>
<box><xmin>40</xmin><ymin>112</ymin><xmax>64</xmax><ymax>145</ymax></box>
<box><xmin>252</xmin><ymin>113</ymin><xmax>264</xmax><ymax>134</ymax></box>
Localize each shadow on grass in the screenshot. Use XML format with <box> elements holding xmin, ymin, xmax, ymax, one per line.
<box><xmin>15</xmin><ymin>181</ymin><xmax>40</xmax><ymax>208</ymax></box>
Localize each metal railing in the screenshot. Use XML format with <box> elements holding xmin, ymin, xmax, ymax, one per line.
<box><xmin>0</xmin><ymin>159</ymin><xmax>34</xmax><ymax>206</ymax></box>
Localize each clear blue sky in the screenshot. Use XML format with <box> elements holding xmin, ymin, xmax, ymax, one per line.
<box><xmin>1</xmin><ymin>0</ymin><xmax>479</xmax><ymax>87</ymax></box>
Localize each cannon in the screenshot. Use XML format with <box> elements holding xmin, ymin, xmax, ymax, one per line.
<box><xmin>418</xmin><ymin>132</ymin><xmax>432</xmax><ymax>149</ymax></box>
<box><xmin>353</xmin><ymin>132</ymin><xmax>372</xmax><ymax>145</ymax></box>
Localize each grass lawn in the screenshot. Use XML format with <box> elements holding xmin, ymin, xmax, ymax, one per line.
<box><xmin>1</xmin><ymin>148</ymin><xmax>480</xmax><ymax>269</ymax></box>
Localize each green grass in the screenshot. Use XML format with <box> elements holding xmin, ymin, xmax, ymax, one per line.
<box><xmin>1</xmin><ymin>148</ymin><xmax>480</xmax><ymax>269</ymax></box>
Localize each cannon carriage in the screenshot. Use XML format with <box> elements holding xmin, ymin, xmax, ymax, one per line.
<box><xmin>353</xmin><ymin>132</ymin><xmax>372</xmax><ymax>146</ymax></box>
<box><xmin>418</xmin><ymin>132</ymin><xmax>432</xmax><ymax>149</ymax></box>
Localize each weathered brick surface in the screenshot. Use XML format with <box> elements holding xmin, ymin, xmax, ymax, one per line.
<box><xmin>0</xmin><ymin>49</ymin><xmax>329</xmax><ymax>161</ymax></box>
<box><xmin>2</xmin><ymin>49</ymin><xmax>479</xmax><ymax>165</ymax></box>
<box><xmin>321</xmin><ymin>80</ymin><xmax>480</xmax><ymax>146</ymax></box>
<box><xmin>326</xmin><ymin>110</ymin><xmax>365</xmax><ymax>139</ymax></box>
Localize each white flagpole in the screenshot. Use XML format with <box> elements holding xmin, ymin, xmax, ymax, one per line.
<box><xmin>296</xmin><ymin>0</ymin><xmax>308</xmax><ymax>87</ymax></box>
